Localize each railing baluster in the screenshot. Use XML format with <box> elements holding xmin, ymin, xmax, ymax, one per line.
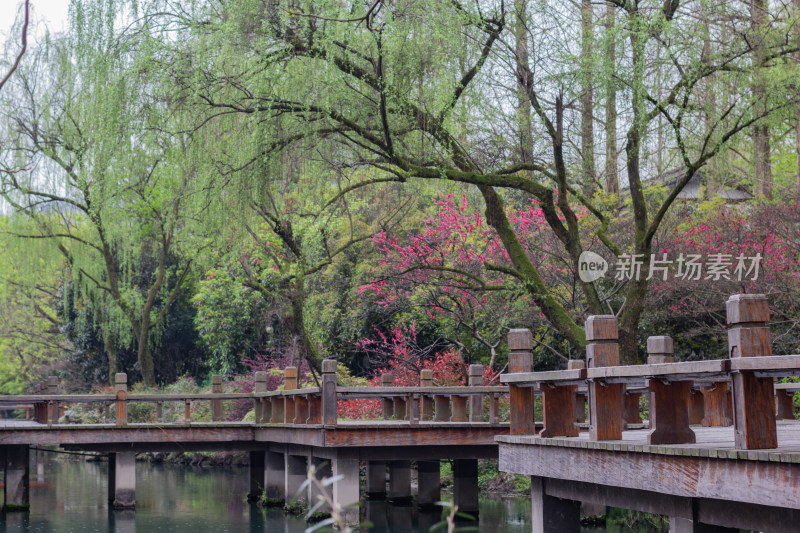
<box><xmin>211</xmin><ymin>375</ymin><xmax>223</xmax><ymax>422</ymax></box>
<box><xmin>284</xmin><ymin>367</ymin><xmax>298</xmax><ymax>424</ymax></box>
<box><xmin>321</xmin><ymin>359</ymin><xmax>337</xmax><ymax>426</ymax></box>
<box><xmin>508</xmin><ymin>329</ymin><xmax>535</xmax><ymax>435</ymax></box>
<box><xmin>420</xmin><ymin>369</ymin><xmax>434</xmax><ymax>421</ymax></box>
<box><xmin>469</xmin><ymin>365</ymin><xmax>484</xmax><ymax>422</ymax></box>
<box><xmin>254</xmin><ymin>371</ymin><xmax>267</xmax><ymax>424</ymax></box>
<box><xmin>47</xmin><ymin>376</ymin><xmax>59</xmax><ymax>424</ymax></box>
<box><xmin>115</xmin><ymin>373</ymin><xmax>128</xmax><ymax>426</ymax></box>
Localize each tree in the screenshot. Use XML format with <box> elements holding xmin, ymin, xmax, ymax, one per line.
<box><xmin>0</xmin><ymin>3</ymin><xmax>199</xmax><ymax>385</ymax></box>
<box><xmin>163</xmin><ymin>0</ymin><xmax>800</xmax><ymax>363</ymax></box>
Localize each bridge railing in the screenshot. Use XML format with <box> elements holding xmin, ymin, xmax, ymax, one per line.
<box><xmin>1</xmin><ymin>360</ymin><xmax>510</xmax><ymax>427</ymax></box>
<box><xmin>501</xmin><ymin>293</ymin><xmax>800</xmax><ymax>450</ymax></box>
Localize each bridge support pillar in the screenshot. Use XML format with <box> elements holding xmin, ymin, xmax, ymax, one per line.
<box><xmin>4</xmin><ymin>445</ymin><xmax>29</xmax><ymax>511</ymax></box>
<box><xmin>416</xmin><ymin>460</ymin><xmax>440</xmax><ymax>508</ymax></box>
<box><xmin>387</xmin><ymin>460</ymin><xmax>411</xmax><ymax>502</ymax></box>
<box><xmin>366</xmin><ymin>461</ymin><xmax>386</xmax><ymax>497</ymax></box>
<box><xmin>453</xmin><ymin>459</ymin><xmax>479</xmax><ymax>515</ymax></box>
<box><xmin>109</xmin><ymin>452</ymin><xmax>135</xmax><ymax>509</ymax></box>
<box><xmin>263</xmin><ymin>451</ymin><xmax>285</xmax><ymax>506</ymax></box>
<box><xmin>247</xmin><ymin>451</ymin><xmax>265</xmax><ymax>502</ymax></box>
<box><xmin>331</xmin><ymin>455</ymin><xmax>360</xmax><ymax>525</ymax></box>
<box><xmin>669</xmin><ymin>517</ymin><xmax>740</xmax><ymax>532</ymax></box>
<box><xmin>285</xmin><ymin>454</ymin><xmax>307</xmax><ymax>507</ymax></box>
<box><xmin>531</xmin><ymin>476</ymin><xmax>579</xmax><ymax>533</ymax></box>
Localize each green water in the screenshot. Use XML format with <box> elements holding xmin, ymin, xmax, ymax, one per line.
<box><xmin>0</xmin><ymin>454</ymin><xmax>667</xmax><ymax>532</ymax></box>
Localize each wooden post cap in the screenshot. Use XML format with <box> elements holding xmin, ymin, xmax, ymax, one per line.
<box><xmin>211</xmin><ymin>375</ymin><xmax>223</xmax><ymax>385</ymax></box>
<box><xmin>381</xmin><ymin>373</ymin><xmax>394</xmax><ymax>385</ymax></box>
<box><xmin>285</xmin><ymin>366</ymin><xmax>298</xmax><ymax>378</ymax></box>
<box><xmin>646</xmin><ymin>336</ymin><xmax>674</xmax><ymax>355</ymax></box>
<box><xmin>321</xmin><ymin>359</ymin><xmax>337</xmax><ymax>374</ymax></box>
<box><xmin>567</xmin><ymin>359</ymin><xmax>585</xmax><ymax>370</ymax></box>
<box><xmin>420</xmin><ymin>369</ymin><xmax>433</xmax><ymax>380</ymax></box>
<box><xmin>585</xmin><ymin>316</ymin><xmax>618</xmax><ymax>341</ymax></box>
<box><xmin>726</xmin><ymin>294</ymin><xmax>769</xmax><ymax>325</ymax></box>
<box><xmin>468</xmin><ymin>364</ymin><xmax>484</xmax><ymax>377</ymax></box>
<box><xmin>115</xmin><ymin>373</ymin><xmax>127</xmax><ymax>385</ymax></box>
<box><xmin>254</xmin><ymin>371</ymin><xmax>267</xmax><ymax>382</ymax></box>
<box><xmin>508</xmin><ymin>329</ymin><xmax>533</xmax><ymax>351</ymax></box>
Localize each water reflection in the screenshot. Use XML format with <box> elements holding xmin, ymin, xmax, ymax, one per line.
<box><xmin>0</xmin><ymin>455</ymin><xmax>668</xmax><ymax>533</ymax></box>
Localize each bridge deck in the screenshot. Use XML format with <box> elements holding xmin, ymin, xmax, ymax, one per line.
<box><xmin>0</xmin><ymin>420</ymin><xmax>509</xmax><ymax>457</ymax></box>
<box><xmin>497</xmin><ymin>420</ymin><xmax>800</xmax><ymax>462</ymax></box>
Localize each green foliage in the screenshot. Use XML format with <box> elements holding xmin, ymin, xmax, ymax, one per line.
<box><xmin>193</xmin><ymin>269</ymin><xmax>269</xmax><ymax>374</ymax></box>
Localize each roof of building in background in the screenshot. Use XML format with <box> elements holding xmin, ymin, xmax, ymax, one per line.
<box><xmin>656</xmin><ymin>168</ymin><xmax>753</xmax><ymax>201</ymax></box>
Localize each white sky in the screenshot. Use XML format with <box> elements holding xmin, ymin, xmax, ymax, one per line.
<box><xmin>1</xmin><ymin>0</ymin><xmax>71</xmax><ymax>45</ymax></box>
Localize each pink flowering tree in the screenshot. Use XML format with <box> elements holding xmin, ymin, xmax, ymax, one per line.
<box><xmin>360</xmin><ymin>193</ymin><xmax>593</xmax><ymax>367</ymax></box>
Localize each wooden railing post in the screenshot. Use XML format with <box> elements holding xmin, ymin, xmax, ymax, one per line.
<box><xmin>420</xmin><ymin>369</ymin><xmax>434</xmax><ymax>421</ymax></box>
<box><xmin>254</xmin><ymin>371</ymin><xmax>268</xmax><ymax>423</ymax></box>
<box><xmin>776</xmin><ymin>389</ymin><xmax>795</xmax><ymax>420</ymax></box>
<box><xmin>508</xmin><ymin>328</ymin><xmax>535</xmax><ymax>435</ymax></box>
<box><xmin>727</xmin><ymin>293</ymin><xmax>777</xmax><ymax>449</ymax></box>
<box><xmin>115</xmin><ymin>373</ymin><xmax>128</xmax><ymax>426</ymax></box>
<box><xmin>321</xmin><ymin>359</ymin><xmax>337</xmax><ymax>426</ymax></box>
<box><xmin>433</xmin><ymin>394</ymin><xmax>450</xmax><ymax>422</ymax></box>
<box><xmin>47</xmin><ymin>376</ymin><xmax>59</xmax><ymax>424</ymax></box>
<box><xmin>284</xmin><ymin>367</ymin><xmax>298</xmax><ymax>424</ymax></box>
<box><xmin>294</xmin><ymin>394</ymin><xmax>309</xmax><ymax>424</ymax></box>
<box><xmin>587</xmin><ymin>316</ymin><xmax>623</xmax><ymax>441</ymax></box>
<box><xmin>381</xmin><ymin>373</ymin><xmax>394</xmax><ymax>420</ymax></box>
<box><xmin>211</xmin><ymin>375</ymin><xmax>223</xmax><ymax>422</ymax></box>
<box><xmin>450</xmin><ymin>394</ymin><xmax>467</xmax><ymax>422</ymax></box>
<box><xmin>645</xmin><ymin>335</ymin><xmax>695</xmax><ymax>445</ymax></box>
<box><xmin>468</xmin><ymin>364</ymin><xmax>484</xmax><ymax>422</ymax></box>
<box><xmin>539</xmin><ymin>359</ymin><xmax>581</xmax><ymax>438</ymax></box>
<box><xmin>568</xmin><ymin>360</ymin><xmax>586</xmax><ymax>424</ymax></box>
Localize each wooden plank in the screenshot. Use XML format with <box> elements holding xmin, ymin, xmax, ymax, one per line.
<box><xmin>501</xmin><ymin>369</ymin><xmax>585</xmax><ymax>384</ymax></box>
<box><xmin>336</xmin><ymin>386</ymin><xmax>507</xmax><ymax>395</ymax></box>
<box><xmin>497</xmin><ymin>442</ymin><xmax>800</xmax><ymax>511</ymax></box>
<box><xmin>730</xmin><ymin>355</ymin><xmax>800</xmax><ymax>373</ymax></box>
<box><xmin>587</xmin><ymin>360</ymin><xmax>729</xmax><ymax>380</ymax></box>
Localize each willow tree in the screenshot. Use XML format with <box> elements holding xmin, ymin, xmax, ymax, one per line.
<box><xmin>162</xmin><ymin>0</ymin><xmax>798</xmax><ymax>362</ymax></box>
<box><xmin>0</xmin><ymin>1</ymin><xmax>198</xmax><ymax>385</ymax></box>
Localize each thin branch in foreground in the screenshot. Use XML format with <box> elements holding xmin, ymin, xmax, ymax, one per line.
<box><xmin>0</xmin><ymin>0</ymin><xmax>30</xmax><ymax>93</ymax></box>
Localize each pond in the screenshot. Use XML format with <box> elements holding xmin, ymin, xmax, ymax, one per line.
<box><xmin>0</xmin><ymin>453</ymin><xmax>668</xmax><ymax>532</ymax></box>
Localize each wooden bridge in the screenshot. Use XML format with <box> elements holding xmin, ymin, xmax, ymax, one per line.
<box><xmin>0</xmin><ymin>362</ymin><xmax>508</xmax><ymax>523</ymax></box>
<box><xmin>2</xmin><ymin>293</ymin><xmax>799</xmax><ymax>532</ymax></box>
<box><xmin>498</xmin><ymin>294</ymin><xmax>800</xmax><ymax>533</ymax></box>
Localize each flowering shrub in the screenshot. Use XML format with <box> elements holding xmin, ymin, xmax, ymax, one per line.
<box><xmin>339</xmin><ymin>321</ymin><xmax>501</xmax><ymax>420</ymax></box>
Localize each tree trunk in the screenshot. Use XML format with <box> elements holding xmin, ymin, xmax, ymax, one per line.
<box><xmin>136</xmin><ymin>326</ymin><xmax>156</xmax><ymax>386</ymax></box>
<box><xmin>580</xmin><ymin>0</ymin><xmax>596</xmax><ymax>196</ymax></box>
<box><xmin>514</xmin><ymin>0</ymin><xmax>534</xmax><ymax>166</ymax></box>
<box><xmin>618</xmin><ymin>17</ymin><xmax>649</xmax><ymax>365</ymax></box>
<box><xmin>701</xmin><ymin>2</ymin><xmax>719</xmax><ymax>198</ymax></box>
<box><xmin>102</xmin><ymin>325</ymin><xmax>118</xmax><ymax>385</ymax></box>
<box><xmin>751</xmin><ymin>0</ymin><xmax>772</xmax><ymax>198</ymax></box>
<box><xmin>604</xmin><ymin>2</ymin><xmax>618</xmax><ymax>195</ymax></box>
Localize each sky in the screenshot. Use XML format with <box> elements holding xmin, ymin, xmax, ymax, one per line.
<box><xmin>1</xmin><ymin>0</ymin><xmax>71</xmax><ymax>44</ymax></box>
